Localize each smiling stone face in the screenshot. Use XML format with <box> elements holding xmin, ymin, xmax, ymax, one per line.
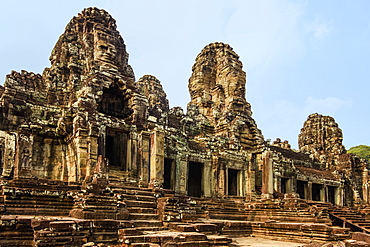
<box><xmin>188</xmin><ymin>42</ymin><xmax>251</xmax><ymax>121</ymax></box>
<box><xmin>94</xmin><ymin>40</ymin><xmax>118</xmax><ymax>65</ymax></box>
<box><xmin>47</xmin><ymin>7</ymin><xmax>134</xmax><ymax>84</ymax></box>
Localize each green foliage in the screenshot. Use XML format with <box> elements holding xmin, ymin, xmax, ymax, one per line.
<box><xmin>348</xmin><ymin>145</ymin><xmax>370</xmax><ymax>163</ymax></box>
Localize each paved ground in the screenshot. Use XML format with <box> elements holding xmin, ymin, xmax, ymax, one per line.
<box><xmin>233</xmin><ymin>236</ymin><xmax>305</xmax><ymax>246</ymax></box>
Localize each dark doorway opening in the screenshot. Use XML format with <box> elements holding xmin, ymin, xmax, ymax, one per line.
<box><xmin>187</xmin><ymin>161</ymin><xmax>203</xmax><ymax>197</ymax></box>
<box><xmin>105</xmin><ymin>129</ymin><xmax>127</xmax><ymax>170</ymax></box>
<box><xmin>255</xmin><ymin>170</ymin><xmax>262</xmax><ymax>195</ymax></box>
<box><xmin>164</xmin><ymin>159</ymin><xmax>175</xmax><ymax>190</ymax></box>
<box><xmin>344</xmin><ymin>181</ymin><xmax>353</xmax><ymax>206</ymax></box>
<box><xmin>328</xmin><ymin>186</ymin><xmax>336</xmax><ymax>204</ymax></box>
<box><xmin>281</xmin><ymin>177</ymin><xmax>290</xmax><ymax>194</ymax></box>
<box><xmin>228</xmin><ymin>169</ymin><xmax>239</xmax><ymax>196</ymax></box>
<box><xmin>297</xmin><ymin>180</ymin><xmax>307</xmax><ymax>199</ymax></box>
<box><xmin>98</xmin><ymin>83</ymin><xmax>132</xmax><ymax>119</ymax></box>
<box><xmin>312</xmin><ymin>183</ymin><xmax>323</xmax><ymax>201</ymax></box>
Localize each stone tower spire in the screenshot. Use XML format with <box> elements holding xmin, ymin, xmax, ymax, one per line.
<box><xmin>188</xmin><ymin>42</ymin><xmax>251</xmax><ymax>121</ymax></box>
<box><xmin>43</xmin><ymin>7</ymin><xmax>135</xmax><ymax>107</ymax></box>
<box><xmin>298</xmin><ymin>113</ymin><xmax>346</xmax><ymax>168</ymax></box>
<box><xmin>187</xmin><ymin>42</ymin><xmax>263</xmax><ymax>149</ymax></box>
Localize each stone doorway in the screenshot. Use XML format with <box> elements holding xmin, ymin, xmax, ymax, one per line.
<box><xmin>327</xmin><ymin>186</ymin><xmax>336</xmax><ymax>204</ymax></box>
<box><xmin>297</xmin><ymin>180</ymin><xmax>307</xmax><ymax>199</ymax></box>
<box><xmin>228</xmin><ymin>168</ymin><xmax>240</xmax><ymax>196</ymax></box>
<box><xmin>163</xmin><ymin>158</ymin><xmax>175</xmax><ymax>190</ymax></box>
<box><xmin>105</xmin><ymin>129</ymin><xmax>128</xmax><ymax>170</ymax></box>
<box><xmin>187</xmin><ymin>161</ymin><xmax>203</xmax><ymax>197</ymax></box>
<box><xmin>312</xmin><ymin>183</ymin><xmax>323</xmax><ymax>201</ymax></box>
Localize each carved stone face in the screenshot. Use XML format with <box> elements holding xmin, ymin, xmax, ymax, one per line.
<box><xmin>94</xmin><ymin>39</ymin><xmax>118</xmax><ymax>65</ymax></box>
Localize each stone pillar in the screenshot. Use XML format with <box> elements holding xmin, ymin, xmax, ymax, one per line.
<box><xmin>203</xmin><ymin>161</ymin><xmax>212</xmax><ymax>197</ymax></box>
<box><xmin>60</xmin><ymin>143</ymin><xmax>69</xmax><ymax>182</ymax></box>
<box><xmin>72</xmin><ymin>113</ymin><xmax>89</xmax><ymax>181</ymax></box>
<box><xmin>2</xmin><ymin>133</ymin><xmax>16</xmax><ymax>178</ymax></box>
<box><xmin>246</xmin><ymin>163</ymin><xmax>255</xmax><ymax>199</ymax></box>
<box><xmin>274</xmin><ymin>174</ymin><xmax>279</xmax><ymax>193</ymax></box>
<box><xmin>177</xmin><ymin>156</ymin><xmax>188</xmax><ymax>194</ymax></box>
<box><xmin>212</xmin><ymin>156</ymin><xmax>220</xmax><ymax>197</ymax></box>
<box><xmin>307</xmin><ymin>182</ymin><xmax>313</xmax><ymax>201</ymax></box>
<box><xmin>16</xmin><ymin>133</ymin><xmax>33</xmax><ymax>179</ymax></box>
<box><xmin>218</xmin><ymin>165</ymin><xmax>226</xmax><ymax>197</ymax></box>
<box><xmin>149</xmin><ymin>128</ymin><xmax>164</xmax><ymax>188</ymax></box>
<box><xmin>140</xmin><ymin>133</ymin><xmax>151</xmax><ymax>185</ymax></box>
<box><xmin>261</xmin><ymin>151</ymin><xmax>273</xmax><ymax>199</ymax></box>
<box><xmin>87</xmin><ymin>136</ymin><xmax>99</xmax><ymax>177</ymax></box>
<box><xmin>337</xmin><ymin>186</ymin><xmax>344</xmax><ymax>206</ymax></box>
<box><xmin>129</xmin><ymin>131</ymin><xmax>138</xmax><ymax>176</ymax></box>
<box><xmin>320</xmin><ymin>185</ymin><xmax>325</xmax><ymax>201</ymax></box>
<box><xmin>126</xmin><ymin>135</ymin><xmax>132</xmax><ymax>172</ymax></box>
<box><xmin>363</xmin><ymin>168</ymin><xmax>369</xmax><ymax>203</ymax></box>
<box><xmin>288</xmin><ymin>178</ymin><xmax>293</xmax><ymax>193</ymax></box>
<box><xmin>43</xmin><ymin>138</ymin><xmax>53</xmax><ymax>178</ymax></box>
<box><xmin>75</xmin><ymin>135</ymin><xmax>89</xmax><ymax>180</ymax></box>
<box><xmin>245</xmin><ymin>165</ymin><xmax>251</xmax><ymax>196</ymax></box>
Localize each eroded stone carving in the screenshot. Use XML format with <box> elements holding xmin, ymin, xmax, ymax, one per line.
<box><xmin>298</xmin><ymin>113</ymin><xmax>346</xmax><ymax>168</ymax></box>
<box><xmin>187</xmin><ymin>42</ymin><xmax>263</xmax><ymax>150</ymax></box>
<box><xmin>137</xmin><ymin>75</ymin><xmax>169</xmax><ymax>124</ymax></box>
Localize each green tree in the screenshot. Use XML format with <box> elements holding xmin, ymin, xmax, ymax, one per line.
<box><xmin>348</xmin><ymin>145</ymin><xmax>370</xmax><ymax>163</ymax></box>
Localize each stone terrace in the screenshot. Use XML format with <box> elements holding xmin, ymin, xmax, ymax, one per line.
<box><xmin>0</xmin><ymin>177</ymin><xmax>356</xmax><ymax>246</ymax></box>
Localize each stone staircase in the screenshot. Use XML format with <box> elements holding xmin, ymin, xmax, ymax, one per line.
<box><xmin>204</xmin><ymin>198</ymin><xmax>330</xmax><ymax>223</ymax></box>
<box><xmin>109</xmin><ymin>178</ymin><xmax>165</xmax><ymax>232</ymax></box>
<box><xmin>156</xmin><ymin>194</ymin><xmax>350</xmax><ymax>243</ymax></box>
<box><xmin>0</xmin><ymin>215</ymin><xmax>34</xmax><ymax>246</ymax></box>
<box><xmin>0</xmin><ymin>177</ymin><xmax>357</xmax><ymax>246</ymax></box>
<box><xmin>329</xmin><ymin>206</ymin><xmax>370</xmax><ymax>233</ymax></box>
<box><xmin>117</xmin><ymin>230</ymin><xmax>233</xmax><ymax>247</ymax></box>
<box><xmin>0</xmin><ymin>179</ymin><xmax>77</xmax><ymax>216</ymax></box>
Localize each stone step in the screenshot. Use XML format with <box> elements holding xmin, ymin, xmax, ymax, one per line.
<box><xmin>135</xmin><ymin>226</ymin><xmax>166</xmax><ymax>232</ymax></box>
<box><xmin>119</xmin><ymin>232</ymin><xmax>209</xmax><ymax>245</ymax></box>
<box><xmin>119</xmin><ymin>235</ymin><xmax>169</xmax><ymax>244</ymax></box>
<box><xmin>110</xmin><ymin>185</ymin><xmax>153</xmax><ymax>192</ymax></box>
<box><xmin>221</xmin><ymin>229</ymin><xmax>252</xmax><ymax>236</ymax></box>
<box><xmin>133</xmin><ymin>220</ymin><xmax>163</xmax><ymax>228</ymax></box>
<box><xmin>4</xmin><ymin>203</ymin><xmax>73</xmax><ymax>209</ymax></box>
<box><xmin>206</xmin><ymin>235</ymin><xmax>233</xmax><ymax>246</ymax></box>
<box><xmin>4</xmin><ymin>199</ymin><xmax>74</xmax><ymax>206</ymax></box>
<box><xmin>3</xmin><ymin>207</ymin><xmax>70</xmax><ymax>216</ymax></box>
<box><xmin>125</xmin><ymin>200</ymin><xmax>157</xmax><ymax>208</ymax></box>
<box><xmin>121</xmin><ymin>194</ymin><xmax>157</xmax><ymax>202</ymax></box>
<box><xmin>128</xmin><ymin>207</ymin><xmax>156</xmax><ymax>214</ymax></box>
<box><xmin>208</xmin><ymin>214</ymin><xmax>247</xmax><ymax>220</ymax></box>
<box><xmin>0</xmin><ymin>240</ymin><xmax>34</xmax><ymax>247</ymax></box>
<box><xmin>129</xmin><ymin>243</ymin><xmax>157</xmax><ymax>247</ymax></box>
<box><xmin>130</xmin><ymin>213</ymin><xmax>160</xmax><ymax>221</ymax></box>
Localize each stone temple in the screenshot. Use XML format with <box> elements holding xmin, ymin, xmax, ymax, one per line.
<box><xmin>0</xmin><ymin>7</ymin><xmax>369</xmax><ymax>247</ymax></box>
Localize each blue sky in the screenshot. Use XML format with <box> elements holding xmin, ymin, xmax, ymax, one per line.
<box><xmin>0</xmin><ymin>0</ymin><xmax>369</xmax><ymax>149</ymax></box>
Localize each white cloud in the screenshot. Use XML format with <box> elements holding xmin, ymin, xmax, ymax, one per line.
<box><xmin>305</xmin><ymin>16</ymin><xmax>334</xmax><ymax>41</ymax></box>
<box><xmin>304</xmin><ymin>96</ymin><xmax>352</xmax><ymax>115</ymax></box>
